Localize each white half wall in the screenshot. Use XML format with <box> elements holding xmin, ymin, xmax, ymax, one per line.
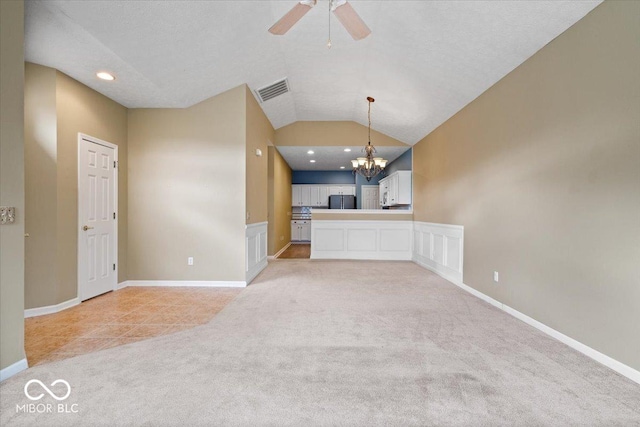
<box><xmin>311</xmin><ymin>220</ymin><xmax>413</xmax><ymax>260</ymax></box>
<box><xmin>412</xmin><ymin>221</ymin><xmax>464</xmax><ymax>284</ymax></box>
<box><xmin>246</xmin><ymin>222</ymin><xmax>268</xmax><ymax>284</ymax></box>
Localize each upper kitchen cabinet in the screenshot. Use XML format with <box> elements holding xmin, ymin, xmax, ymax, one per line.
<box><xmin>328</xmin><ymin>185</ymin><xmax>356</xmax><ymax>196</ymax></box>
<box><xmin>293</xmin><ymin>184</ymin><xmax>355</xmax><ymax>206</ymax></box>
<box><xmin>379</xmin><ymin>171</ymin><xmax>411</xmax><ymax>207</ymax></box>
<box><xmin>309</xmin><ymin>185</ymin><xmax>329</xmax><ymax>207</ymax></box>
<box><xmin>292</xmin><ymin>185</ymin><xmax>311</xmax><ymax>206</ymax></box>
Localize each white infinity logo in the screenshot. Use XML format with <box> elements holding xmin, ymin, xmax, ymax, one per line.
<box><xmin>24</xmin><ymin>379</ymin><xmax>71</xmax><ymax>401</ymax></box>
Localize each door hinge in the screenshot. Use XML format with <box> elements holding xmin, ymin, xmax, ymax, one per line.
<box><xmin>113</xmin><ymin>212</ymin><xmax>116</xmax><ymax>219</ymax></box>
<box><xmin>113</xmin><ymin>263</ymin><xmax>116</xmax><ymax>271</ymax></box>
<box><xmin>114</xmin><ymin>160</ymin><xmax>117</xmax><ymax>168</ymax></box>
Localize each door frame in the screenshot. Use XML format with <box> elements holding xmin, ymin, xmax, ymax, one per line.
<box><xmin>361</xmin><ymin>185</ymin><xmax>380</xmax><ymax>209</ymax></box>
<box><xmin>77</xmin><ymin>133</ymin><xmax>119</xmax><ymax>301</ymax></box>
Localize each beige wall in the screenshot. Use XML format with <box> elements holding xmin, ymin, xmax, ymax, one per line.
<box><xmin>275</xmin><ymin>121</ymin><xmax>408</xmax><ymax>147</ymax></box>
<box><xmin>246</xmin><ymin>86</ymin><xmax>273</xmax><ymax>225</ymax></box>
<box><xmin>24</xmin><ymin>63</ymin><xmax>58</xmax><ymax>308</ymax></box>
<box><xmin>267</xmin><ymin>147</ymin><xmax>292</xmax><ymax>255</ymax></box>
<box><xmin>0</xmin><ymin>0</ymin><xmax>25</xmax><ymax>371</ymax></box>
<box><xmin>127</xmin><ymin>85</ymin><xmax>247</xmax><ymax>282</ymax></box>
<box><xmin>23</xmin><ymin>64</ymin><xmax>128</xmax><ymax>309</ymax></box>
<box><xmin>413</xmin><ymin>0</ymin><xmax>640</xmax><ymax>370</ymax></box>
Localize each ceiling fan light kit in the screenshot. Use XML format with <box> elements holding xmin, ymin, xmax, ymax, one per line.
<box><xmin>352</xmin><ymin>97</ymin><xmax>387</xmax><ymax>182</ymax></box>
<box><xmin>269</xmin><ymin>0</ymin><xmax>371</xmax><ymax>47</ymax></box>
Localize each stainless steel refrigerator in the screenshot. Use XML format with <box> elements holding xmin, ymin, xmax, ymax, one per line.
<box><xmin>328</xmin><ymin>195</ymin><xmax>356</xmax><ymax>209</ymax></box>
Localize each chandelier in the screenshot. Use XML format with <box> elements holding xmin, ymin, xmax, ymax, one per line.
<box><xmin>351</xmin><ymin>97</ymin><xmax>387</xmax><ymax>181</ymax></box>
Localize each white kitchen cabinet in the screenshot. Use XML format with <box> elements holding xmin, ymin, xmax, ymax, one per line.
<box><xmin>379</xmin><ymin>179</ymin><xmax>388</xmax><ymax>207</ymax></box>
<box><xmin>291</xmin><ymin>220</ymin><xmax>311</xmax><ymax>242</ymax></box>
<box><xmin>379</xmin><ymin>171</ymin><xmax>412</xmax><ymax>206</ymax></box>
<box><xmin>292</xmin><ymin>185</ymin><xmax>301</xmax><ymax>206</ymax></box>
<box><xmin>293</xmin><ymin>184</ymin><xmax>353</xmax><ymax>206</ymax></box>
<box><xmin>300</xmin><ymin>223</ymin><xmax>311</xmax><ymax>241</ymax></box>
<box><xmin>309</xmin><ymin>185</ymin><xmax>329</xmax><ymax>207</ymax></box>
<box><xmin>292</xmin><ymin>185</ymin><xmax>312</xmax><ymax>206</ymax></box>
<box><xmin>328</xmin><ymin>185</ymin><xmax>356</xmax><ymax>196</ymax></box>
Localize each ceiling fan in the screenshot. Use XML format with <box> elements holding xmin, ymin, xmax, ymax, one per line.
<box><xmin>269</xmin><ymin>0</ymin><xmax>371</xmax><ymax>42</ymax></box>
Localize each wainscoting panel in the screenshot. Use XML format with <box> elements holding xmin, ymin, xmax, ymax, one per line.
<box><xmin>413</xmin><ymin>221</ymin><xmax>464</xmax><ymax>284</ymax></box>
<box><xmin>246</xmin><ymin>222</ymin><xmax>268</xmax><ymax>284</ymax></box>
<box><xmin>312</xmin><ymin>221</ymin><xmax>413</xmax><ymax>260</ymax></box>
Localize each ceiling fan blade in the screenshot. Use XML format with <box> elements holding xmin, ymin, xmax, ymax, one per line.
<box><xmin>332</xmin><ymin>1</ymin><xmax>371</xmax><ymax>41</ymax></box>
<box><xmin>268</xmin><ymin>1</ymin><xmax>315</xmax><ymax>35</ymax></box>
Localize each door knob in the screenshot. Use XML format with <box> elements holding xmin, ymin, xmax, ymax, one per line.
<box><xmin>82</xmin><ymin>225</ymin><xmax>94</xmax><ymax>231</ymax></box>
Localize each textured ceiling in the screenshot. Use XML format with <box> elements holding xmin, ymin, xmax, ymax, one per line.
<box><xmin>25</xmin><ymin>0</ymin><xmax>601</xmax><ymax>144</ymax></box>
<box><xmin>277</xmin><ymin>145</ymin><xmax>410</xmax><ymax>171</ymax></box>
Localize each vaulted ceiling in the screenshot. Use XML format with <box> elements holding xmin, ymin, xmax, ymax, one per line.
<box><xmin>25</xmin><ymin>0</ymin><xmax>601</xmax><ymax>145</ymax></box>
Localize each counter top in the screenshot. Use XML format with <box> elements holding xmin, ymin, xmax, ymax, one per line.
<box><xmin>311</xmin><ymin>209</ymin><xmax>413</xmax><ymax>221</ymax></box>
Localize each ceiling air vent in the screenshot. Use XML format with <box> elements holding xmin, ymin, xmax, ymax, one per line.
<box><xmin>255</xmin><ymin>78</ymin><xmax>290</xmax><ymax>103</ymax></box>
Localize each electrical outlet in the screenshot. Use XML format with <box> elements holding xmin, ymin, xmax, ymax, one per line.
<box><xmin>280</xmin><ymin>235</ymin><xmax>284</xmax><ymax>241</ymax></box>
<box><xmin>493</xmin><ymin>271</ymin><xmax>499</xmax><ymax>283</ymax></box>
<box><xmin>188</xmin><ymin>257</ymin><xmax>194</xmax><ymax>266</ymax></box>
<box><xmin>246</xmin><ymin>212</ymin><xmax>250</xmax><ymax>220</ymax></box>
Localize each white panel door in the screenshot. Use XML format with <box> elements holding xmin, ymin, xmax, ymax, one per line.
<box><xmin>362</xmin><ymin>185</ymin><xmax>380</xmax><ymax>209</ymax></box>
<box><xmin>79</xmin><ymin>135</ymin><xmax>117</xmax><ymax>301</ymax></box>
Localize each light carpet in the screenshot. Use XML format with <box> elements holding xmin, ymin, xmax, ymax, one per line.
<box><xmin>1</xmin><ymin>260</ymin><xmax>639</xmax><ymax>426</ymax></box>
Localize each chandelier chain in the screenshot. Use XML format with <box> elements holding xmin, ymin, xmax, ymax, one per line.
<box><xmin>368</xmin><ymin>99</ymin><xmax>371</xmax><ymax>144</ymax></box>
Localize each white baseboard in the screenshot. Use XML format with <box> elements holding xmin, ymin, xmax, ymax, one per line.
<box><xmin>0</xmin><ymin>358</ymin><xmax>28</xmax><ymax>382</ymax></box>
<box><xmin>24</xmin><ymin>297</ymin><xmax>80</xmax><ymax>318</ymax></box>
<box><xmin>500</xmin><ymin>303</ymin><xmax>640</xmax><ymax>385</ymax></box>
<box><xmin>413</xmin><ymin>256</ymin><xmax>462</xmax><ymax>289</ymax></box>
<box><xmin>124</xmin><ymin>280</ymin><xmax>247</xmax><ymax>288</ymax></box>
<box><xmin>115</xmin><ymin>281</ymin><xmax>129</xmax><ymax>290</ymax></box>
<box><xmin>246</xmin><ymin>259</ymin><xmax>268</xmax><ymax>285</ymax></box>
<box><xmin>268</xmin><ymin>242</ymin><xmax>292</xmax><ymax>260</ymax></box>
<box><xmin>414</xmin><ymin>260</ymin><xmax>640</xmax><ymax>385</ymax></box>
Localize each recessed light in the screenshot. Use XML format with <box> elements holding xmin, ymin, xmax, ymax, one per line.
<box><xmin>344</xmin><ymin>148</ymin><xmax>351</xmax><ymax>152</ymax></box>
<box><xmin>96</xmin><ymin>72</ymin><xmax>115</xmax><ymax>81</ymax></box>
<box><xmin>307</xmin><ymin>150</ymin><xmax>314</xmax><ymax>154</ymax></box>
<box><xmin>340</xmin><ymin>166</ymin><xmax>345</xmax><ymax>169</ymax></box>
<box><xmin>310</xmin><ymin>160</ymin><xmax>316</xmax><ymax>163</ymax></box>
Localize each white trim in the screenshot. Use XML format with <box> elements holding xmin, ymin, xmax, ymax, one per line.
<box><xmin>311</xmin><ymin>220</ymin><xmax>413</xmax><ymax>260</ymax></box>
<box><xmin>246</xmin><ymin>222</ymin><xmax>268</xmax><ymax>284</ymax></box>
<box><xmin>24</xmin><ymin>297</ymin><xmax>80</xmax><ymax>318</ymax></box>
<box><xmin>412</xmin><ymin>221</ymin><xmax>464</xmax><ymax>285</ymax></box>
<box><xmin>0</xmin><ymin>358</ymin><xmax>28</xmax><ymax>382</ymax></box>
<box><xmin>115</xmin><ymin>281</ymin><xmax>129</xmax><ymax>291</ymax></box>
<box><xmin>246</xmin><ymin>259</ymin><xmax>268</xmax><ymax>284</ymax></box>
<box><xmin>77</xmin><ymin>133</ymin><xmax>118</xmax><ymax>302</ymax></box>
<box><xmin>414</xmin><ymin>260</ymin><xmax>640</xmax><ymax>385</ymax></box>
<box><xmin>245</xmin><ymin>221</ymin><xmax>269</xmax><ymax>230</ymax></box>
<box><xmin>413</xmin><ymin>221</ymin><xmax>464</xmax><ymax>231</ymax></box>
<box><xmin>269</xmin><ymin>242</ymin><xmax>292</xmax><ymax>259</ymax></box>
<box><xmin>413</xmin><ymin>256</ymin><xmax>463</xmax><ymax>289</ymax></box>
<box><xmin>126</xmin><ymin>280</ymin><xmax>247</xmax><ymax>288</ymax></box>
<box><xmin>500</xmin><ymin>304</ymin><xmax>640</xmax><ymax>385</ymax></box>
